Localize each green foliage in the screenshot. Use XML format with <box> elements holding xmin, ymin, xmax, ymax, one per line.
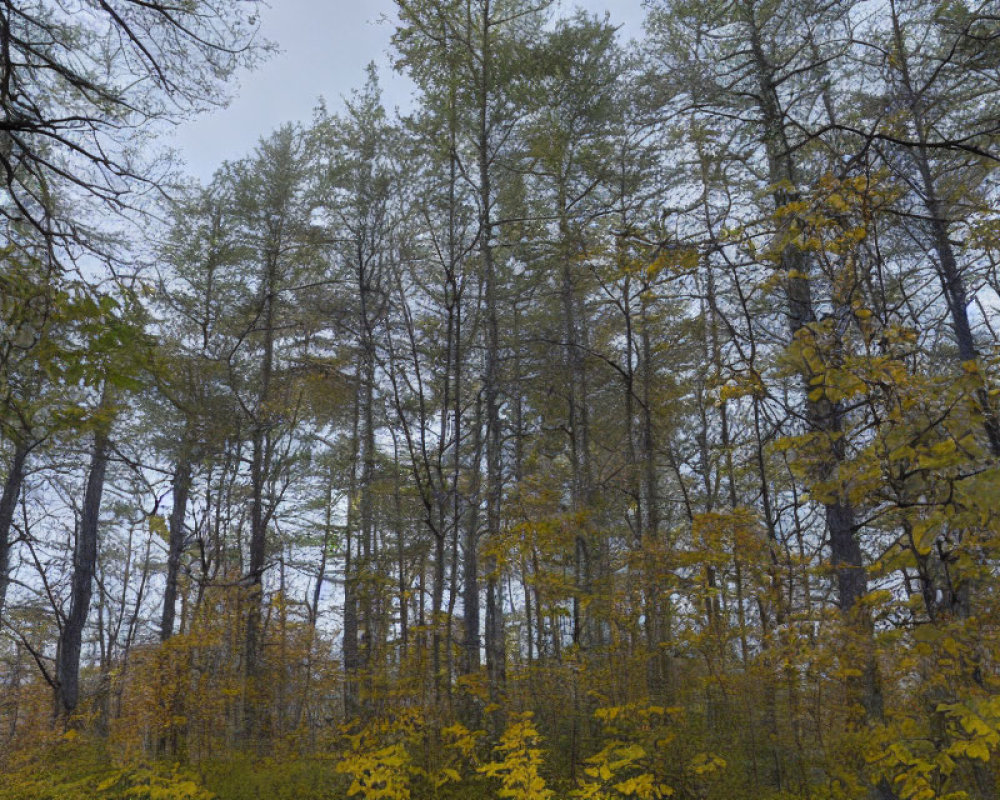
<box><xmin>0</xmin><ymin>735</ymin><xmax>114</xmax><ymax>800</ymax></box>
<box><xmin>0</xmin><ymin>737</ymin><xmax>211</xmax><ymax>800</ymax></box>
<box><xmin>95</xmin><ymin>766</ymin><xmax>215</xmax><ymax>800</ymax></box>
<box><xmin>7</xmin><ymin>5</ymin><xmax>1000</xmax><ymax>800</ymax></box>
<box><xmin>198</xmin><ymin>756</ymin><xmax>343</xmax><ymax>800</ymax></box>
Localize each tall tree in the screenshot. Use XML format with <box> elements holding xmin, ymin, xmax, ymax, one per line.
<box><xmin>394</xmin><ymin>0</ymin><xmax>554</xmax><ymax>715</ymax></box>
<box><xmin>313</xmin><ymin>70</ymin><xmax>396</xmax><ymax>712</ymax></box>
<box><xmin>226</xmin><ymin>125</ymin><xmax>320</xmax><ymax>697</ymax></box>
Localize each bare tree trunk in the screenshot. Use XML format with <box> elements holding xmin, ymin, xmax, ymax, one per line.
<box><xmin>0</xmin><ymin>440</ymin><xmax>28</xmax><ymax>627</ymax></box>
<box><xmin>639</xmin><ymin>294</ymin><xmax>659</xmax><ymax>540</ymax></box>
<box><xmin>477</xmin><ymin>0</ymin><xmax>506</xmax><ymax>724</ymax></box>
<box><xmin>561</xmin><ymin>205</ymin><xmax>586</xmax><ymax>647</ymax></box>
<box><xmin>161</xmin><ymin>446</ymin><xmax>192</xmax><ymax>641</ymax></box>
<box><xmin>747</xmin><ymin>0</ymin><xmax>868</xmax><ymax>615</ymax></box>
<box><xmin>245</xmin><ymin>244</ymin><xmax>277</xmax><ymax>695</ymax></box>
<box><xmin>432</xmin><ymin>525</ymin><xmax>445</xmax><ymax>702</ymax></box>
<box><xmin>343</xmin><ymin>367</ymin><xmax>362</xmax><ymax>718</ymax></box>
<box><xmin>463</xmin><ymin>395</ymin><xmax>483</xmax><ymax>679</ymax></box>
<box><xmin>56</xmin><ymin>405</ymin><xmax>112</xmax><ymax>719</ymax></box>
<box><xmin>359</xmin><ymin>336</ymin><xmax>376</xmax><ymax>673</ymax></box>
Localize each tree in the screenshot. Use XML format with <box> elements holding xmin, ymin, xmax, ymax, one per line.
<box><xmin>6</xmin><ymin>4</ymin><xmax>1000</xmax><ymax>800</ymax></box>
<box><xmin>0</xmin><ymin>0</ymin><xmax>265</xmax><ymax>241</ymax></box>
<box><xmin>312</xmin><ymin>69</ymin><xmax>397</xmax><ymax>713</ymax></box>
<box><xmin>53</xmin><ymin>293</ymin><xmax>151</xmax><ymax>719</ymax></box>
<box><xmin>519</xmin><ymin>11</ymin><xmax>623</xmax><ymax>648</ymax></box>
<box><xmin>154</xmin><ymin>183</ymin><xmax>245</xmax><ymax>643</ymax></box>
<box><xmin>851</xmin><ymin>0</ymin><xmax>1000</xmax><ymax>455</ymax></box>
<box><xmin>645</xmin><ymin>0</ymin><xmax>876</xmax><ymax>642</ymax></box>
<box><xmin>394</xmin><ymin>0</ymin><xmax>554</xmax><ymax>721</ymax></box>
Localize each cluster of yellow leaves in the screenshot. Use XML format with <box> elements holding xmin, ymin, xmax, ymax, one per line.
<box><xmin>336</xmin><ymin>742</ymin><xmax>412</xmax><ymax>800</ymax></box>
<box><xmin>865</xmin><ymin>696</ymin><xmax>1000</xmax><ymax>800</ymax></box>
<box><xmin>609</xmin><ymin>244</ymin><xmax>698</xmax><ymax>285</ymax></box>
<box><xmin>410</xmin><ymin>721</ymin><xmax>483</xmax><ymax>790</ymax></box>
<box><xmin>767</xmin><ymin>171</ymin><xmax>899</xmax><ymax>259</ymax></box>
<box><xmin>687</xmin><ymin>752</ymin><xmax>726</xmax><ymax>777</ymax></box>
<box><xmin>0</xmin><ymin>737</ymin><xmax>215</xmax><ymax>800</ymax></box>
<box><xmin>477</xmin><ymin>713</ymin><xmax>554</xmax><ymax>800</ymax></box>
<box><xmin>334</xmin><ymin>711</ymin><xmax>429</xmax><ymax>800</ymax></box>
<box><xmin>716</xmin><ymin>369</ymin><xmax>766</xmax><ymax>403</ymax></box>
<box><xmin>688</xmin><ymin>509</ymin><xmax>769</xmax><ymax>570</ymax></box>
<box><xmin>577</xmin><ymin>701</ymin><xmax>727</xmax><ymax>800</ymax></box>
<box><xmin>573</xmin><ymin>742</ymin><xmax>673</xmax><ymax>800</ymax></box>
<box><xmin>593</xmin><ymin>702</ymin><xmax>675</xmax><ymax>726</ymax></box>
<box><xmin>332</xmin><ymin>711</ymin><xmax>488</xmax><ymax>800</ymax></box>
<box><xmin>96</xmin><ymin>766</ymin><xmax>215</xmax><ymax>800</ymax></box>
<box><xmin>938</xmin><ymin>697</ymin><xmax>1000</xmax><ymax>765</ymax></box>
<box><xmin>785</xmin><ymin>322</ymin><xmax>908</xmax><ymax>407</ymax></box>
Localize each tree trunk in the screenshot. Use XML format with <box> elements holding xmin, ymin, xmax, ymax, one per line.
<box><xmin>744</xmin><ymin>7</ymin><xmax>888</xmax><ymax>756</ymax></box>
<box><xmin>0</xmin><ymin>440</ymin><xmax>28</xmax><ymax>626</ymax></box>
<box><xmin>161</xmin><ymin>449</ymin><xmax>192</xmax><ymax>641</ymax></box>
<box><xmin>245</xmin><ymin>245</ymin><xmax>277</xmax><ymax>688</ymax></box>
<box><xmin>462</xmin><ymin>394</ymin><xmax>483</xmax><ymax>678</ymax></box>
<box><xmin>887</xmin><ymin>0</ymin><xmax>1000</xmax><ymax>457</ymax></box>
<box><xmin>343</xmin><ymin>364</ymin><xmax>363</xmax><ymax>718</ymax></box>
<box><xmin>56</xmin><ymin>411</ymin><xmax>112</xmax><ymax>719</ymax></box>
<box><xmin>477</xmin><ymin>0</ymin><xmax>506</xmax><ymax>722</ymax></box>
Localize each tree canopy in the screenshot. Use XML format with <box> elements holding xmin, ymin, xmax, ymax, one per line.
<box><xmin>2</xmin><ymin>3</ymin><xmax>1000</xmax><ymax>800</ymax></box>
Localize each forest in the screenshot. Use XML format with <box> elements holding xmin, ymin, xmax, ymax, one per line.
<box><xmin>1</xmin><ymin>1</ymin><xmax>1000</xmax><ymax>799</ymax></box>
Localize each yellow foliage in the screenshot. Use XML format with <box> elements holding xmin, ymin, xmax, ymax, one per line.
<box><xmin>687</xmin><ymin>752</ymin><xmax>726</xmax><ymax>777</ymax></box>
<box><xmin>574</xmin><ymin>741</ymin><xmax>673</xmax><ymax>800</ymax></box>
<box><xmin>96</xmin><ymin>765</ymin><xmax>215</xmax><ymax>800</ymax></box>
<box><xmin>478</xmin><ymin>713</ymin><xmax>554</xmax><ymax>800</ymax></box>
<box><xmin>337</xmin><ymin>741</ymin><xmax>412</xmax><ymax>800</ymax></box>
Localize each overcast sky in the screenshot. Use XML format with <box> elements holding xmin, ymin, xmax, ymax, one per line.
<box><xmin>169</xmin><ymin>0</ymin><xmax>647</xmax><ymax>181</ymax></box>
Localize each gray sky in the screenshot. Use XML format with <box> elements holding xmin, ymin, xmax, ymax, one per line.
<box><xmin>169</xmin><ymin>0</ymin><xmax>647</xmax><ymax>181</ymax></box>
